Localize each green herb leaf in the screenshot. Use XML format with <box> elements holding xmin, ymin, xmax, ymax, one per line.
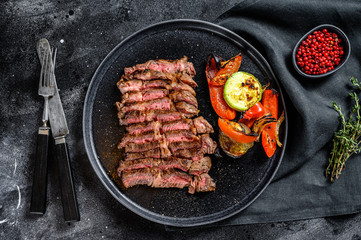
<box><xmin>326</xmin><ymin>77</ymin><xmax>361</xmax><ymax>182</ymax></box>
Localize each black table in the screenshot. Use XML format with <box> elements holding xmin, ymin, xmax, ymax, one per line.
<box><xmin>1</xmin><ymin>0</ymin><xmax>361</xmax><ymax>239</ymax></box>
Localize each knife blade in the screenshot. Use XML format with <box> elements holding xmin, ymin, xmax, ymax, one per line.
<box><xmin>36</xmin><ymin>39</ymin><xmax>80</xmax><ymax>222</ymax></box>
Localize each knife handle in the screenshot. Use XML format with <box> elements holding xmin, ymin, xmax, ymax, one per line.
<box><xmin>30</xmin><ymin>127</ymin><xmax>50</xmax><ymax>214</ymax></box>
<box><xmin>55</xmin><ymin>137</ymin><xmax>80</xmax><ymax>222</ymax></box>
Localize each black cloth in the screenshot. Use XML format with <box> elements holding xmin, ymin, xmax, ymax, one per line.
<box><xmin>213</xmin><ymin>0</ymin><xmax>361</xmax><ymax>225</ymax></box>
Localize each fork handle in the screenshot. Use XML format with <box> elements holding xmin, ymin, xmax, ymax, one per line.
<box><xmin>55</xmin><ymin>137</ymin><xmax>80</xmax><ymax>222</ymax></box>
<box><xmin>42</xmin><ymin>97</ymin><xmax>49</xmax><ymax>124</ymax></box>
<box><xmin>30</xmin><ymin>126</ymin><xmax>49</xmax><ymax>214</ymax></box>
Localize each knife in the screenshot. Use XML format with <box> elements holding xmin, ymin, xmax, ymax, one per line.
<box><xmin>37</xmin><ymin>39</ymin><xmax>80</xmax><ymax>222</ymax></box>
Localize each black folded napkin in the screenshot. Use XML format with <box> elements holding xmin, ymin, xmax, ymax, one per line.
<box><xmin>210</xmin><ymin>0</ymin><xmax>361</xmax><ymax>225</ymax></box>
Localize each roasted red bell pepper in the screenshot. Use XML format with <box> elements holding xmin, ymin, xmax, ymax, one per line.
<box><xmin>218</xmin><ymin>118</ymin><xmax>258</xmax><ymax>143</ymax></box>
<box><xmin>209</xmin><ymin>86</ymin><xmax>236</xmax><ymax>120</ymax></box>
<box><xmin>206</xmin><ymin>54</ymin><xmax>236</xmax><ymax>120</ymax></box>
<box><xmin>261</xmin><ymin>89</ymin><xmax>279</xmax><ymax>158</ymax></box>
<box><xmin>243</xmin><ymin>102</ymin><xmax>266</xmax><ymax>120</ymax></box>
<box><xmin>211</xmin><ymin>53</ymin><xmax>242</xmax><ymax>86</ymax></box>
<box><xmin>239</xmin><ymin>102</ymin><xmax>266</xmax><ymax>128</ymax></box>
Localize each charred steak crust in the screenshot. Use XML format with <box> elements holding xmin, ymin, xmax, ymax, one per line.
<box><xmin>116</xmin><ymin>57</ymin><xmax>216</xmax><ymax>194</ymax></box>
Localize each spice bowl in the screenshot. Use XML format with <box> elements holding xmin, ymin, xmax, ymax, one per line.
<box><xmin>292</xmin><ymin>24</ymin><xmax>351</xmax><ymax>78</ymax></box>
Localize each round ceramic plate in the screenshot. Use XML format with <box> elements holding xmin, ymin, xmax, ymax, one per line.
<box><xmin>83</xmin><ymin>19</ymin><xmax>288</xmax><ymax>227</ymax></box>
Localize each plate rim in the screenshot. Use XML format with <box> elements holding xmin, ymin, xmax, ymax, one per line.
<box><xmin>83</xmin><ymin>18</ymin><xmax>288</xmax><ymax>227</ymax></box>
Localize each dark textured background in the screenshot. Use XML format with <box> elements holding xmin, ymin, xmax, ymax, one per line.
<box><xmin>1</xmin><ymin>0</ymin><xmax>361</xmax><ymax>239</ymax></box>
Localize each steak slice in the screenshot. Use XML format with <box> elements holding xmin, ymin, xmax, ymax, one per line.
<box><xmin>200</xmin><ymin>134</ymin><xmax>217</xmax><ymax>154</ymax></box>
<box><xmin>168</xmin><ymin>140</ymin><xmax>201</xmax><ymax>153</ymax></box>
<box><xmin>193</xmin><ymin>116</ymin><xmax>214</xmax><ymax>134</ymax></box>
<box><xmin>152</xmin><ymin>169</ymin><xmax>192</xmax><ymax>188</ymax></box>
<box><xmin>122</xmin><ymin>168</ymin><xmax>192</xmax><ymax>189</ymax></box>
<box><xmin>126</xmin><ymin>119</ymin><xmax>196</xmax><ymax>135</ymax></box>
<box><xmin>118</xmin><ymin>97</ymin><xmax>173</xmax><ymax>118</ymax></box>
<box><xmin>169</xmin><ymin>90</ymin><xmax>198</xmax><ymax>108</ymax></box>
<box><xmin>124</xmin><ymin>56</ymin><xmax>196</xmax><ymax>76</ymax></box>
<box><xmin>129</xmin><ymin>70</ymin><xmax>198</xmax><ymax>88</ymax></box>
<box><xmin>117</xmin><ymin>79</ymin><xmax>143</xmax><ymax>94</ymax></box>
<box><xmin>164</xmin><ymin>130</ymin><xmax>199</xmax><ymax>143</ymax></box>
<box><xmin>161</xmin><ymin>119</ymin><xmax>196</xmax><ymax>135</ymax></box>
<box><xmin>126</xmin><ymin>121</ymin><xmax>162</xmax><ymax>135</ymax></box>
<box><xmin>177</xmin><ymin>73</ymin><xmax>197</xmax><ymax>88</ymax></box>
<box><xmin>129</xmin><ymin>69</ymin><xmax>176</xmax><ymax>81</ymax></box>
<box><xmin>121</xmin><ymin>169</ymin><xmax>154</xmax><ymax>188</ymax></box>
<box><xmin>175</xmin><ymin>102</ymin><xmax>199</xmax><ymax>117</ymax></box>
<box><xmin>120</xmin><ymin>89</ymin><xmax>169</xmax><ymax>105</ymax></box>
<box><xmin>173</xmin><ymin>148</ymin><xmax>204</xmax><ymax>161</ymax></box>
<box><xmin>125</xmin><ymin>140</ymin><xmax>164</xmax><ymax>153</ymax></box>
<box><xmin>189</xmin><ymin>156</ymin><xmax>212</xmax><ymax>175</ymax></box>
<box><xmin>117</xmin><ymin>157</ymin><xmax>192</xmax><ymax>173</ymax></box>
<box><xmin>188</xmin><ymin>173</ymin><xmax>216</xmax><ymax>194</ymax></box>
<box><xmin>118</xmin><ymin>131</ymin><xmax>162</xmax><ymax>148</ymax></box>
<box><xmin>118</xmin><ymin>110</ymin><xmax>183</xmax><ymax>125</ymax></box>
<box><xmin>170</xmin><ymin>81</ymin><xmax>196</xmax><ymax>96</ymax></box>
<box><xmin>124</xmin><ymin>147</ymin><xmax>172</xmax><ymax>161</ymax></box>
<box><xmin>117</xmin><ymin>79</ymin><xmax>169</xmax><ymax>94</ymax></box>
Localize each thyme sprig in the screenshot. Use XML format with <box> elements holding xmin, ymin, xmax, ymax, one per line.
<box><xmin>326</xmin><ymin>77</ymin><xmax>361</xmax><ymax>182</ymax></box>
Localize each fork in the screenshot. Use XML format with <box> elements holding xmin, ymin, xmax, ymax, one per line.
<box><xmin>30</xmin><ymin>47</ymin><xmax>57</xmax><ymax>214</ymax></box>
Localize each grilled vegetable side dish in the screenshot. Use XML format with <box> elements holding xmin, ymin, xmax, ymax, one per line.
<box><xmin>206</xmin><ymin>53</ymin><xmax>283</xmax><ymax>158</ymax></box>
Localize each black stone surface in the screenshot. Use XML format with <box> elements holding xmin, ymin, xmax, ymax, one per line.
<box><xmin>1</xmin><ymin>0</ymin><xmax>361</xmax><ymax>239</ymax></box>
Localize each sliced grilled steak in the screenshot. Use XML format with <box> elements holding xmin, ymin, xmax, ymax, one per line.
<box><xmin>125</xmin><ymin>140</ymin><xmax>163</xmax><ymax>153</ymax></box>
<box><xmin>121</xmin><ymin>92</ymin><xmax>142</xmax><ymax>104</ymax></box>
<box><xmin>125</xmin><ymin>119</ymin><xmax>196</xmax><ymax>135</ymax></box>
<box><xmin>143</xmin><ymin>80</ymin><xmax>169</xmax><ymax>90</ymax></box>
<box><xmin>121</xmin><ymin>168</ymin><xmax>154</xmax><ymax>188</ymax></box>
<box><xmin>168</xmin><ymin>140</ymin><xmax>201</xmax><ymax>153</ymax></box>
<box><xmin>118</xmin><ymin>110</ymin><xmax>183</xmax><ymax>125</ymax></box>
<box><xmin>124</xmin><ymin>147</ymin><xmax>172</xmax><ymax>161</ymax></box>
<box><xmin>129</xmin><ymin>69</ymin><xmax>176</xmax><ymax>81</ymax></box>
<box><xmin>124</xmin><ymin>56</ymin><xmax>196</xmax><ymax>76</ymax></box>
<box><xmin>200</xmin><ymin>134</ymin><xmax>217</xmax><ymax>154</ymax></box>
<box><xmin>164</xmin><ymin>130</ymin><xmax>199</xmax><ymax>143</ymax></box>
<box><xmin>152</xmin><ymin>169</ymin><xmax>192</xmax><ymax>188</ymax></box>
<box><xmin>170</xmin><ymin>81</ymin><xmax>196</xmax><ymax>96</ymax></box>
<box><xmin>120</xmin><ymin>89</ymin><xmax>169</xmax><ymax>105</ymax></box>
<box><xmin>117</xmin><ymin>79</ymin><xmax>143</xmax><ymax>94</ymax></box>
<box><xmin>170</xmin><ymin>90</ymin><xmax>198</xmax><ymax>108</ymax></box>
<box><xmin>193</xmin><ymin>116</ymin><xmax>214</xmax><ymax>134</ymax></box>
<box><xmin>118</xmin><ymin>97</ymin><xmax>173</xmax><ymax>118</ymax></box>
<box><xmin>124</xmin><ymin>148</ymin><xmax>161</xmax><ymax>161</ymax></box>
<box><xmin>122</xmin><ymin>168</ymin><xmax>192</xmax><ymax>189</ymax></box>
<box><xmin>117</xmin><ymin>157</ymin><xmax>192</xmax><ymax>173</ymax></box>
<box><xmin>156</xmin><ymin>111</ymin><xmax>184</xmax><ymax>122</ymax></box>
<box><xmin>117</xmin><ymin>79</ymin><xmax>169</xmax><ymax>94</ymax></box>
<box><xmin>189</xmin><ymin>156</ymin><xmax>212</xmax><ymax>175</ymax></box>
<box><xmin>118</xmin><ymin>131</ymin><xmax>162</xmax><ymax>148</ymax></box>
<box><xmin>126</xmin><ymin>121</ymin><xmax>161</xmax><ymax>135</ymax></box>
<box><xmin>129</xmin><ymin>70</ymin><xmax>198</xmax><ymax>88</ymax></box>
<box><xmin>175</xmin><ymin>102</ymin><xmax>199</xmax><ymax>117</ymax></box>
<box><xmin>117</xmin><ymin>57</ymin><xmax>217</xmax><ymax>193</ymax></box>
<box><xmin>188</xmin><ymin>173</ymin><xmax>216</xmax><ymax>194</ymax></box>
<box><xmin>161</xmin><ymin>119</ymin><xmax>196</xmax><ymax>135</ymax></box>
<box><xmin>173</xmin><ymin>148</ymin><xmax>204</xmax><ymax>161</ymax></box>
<box><xmin>177</xmin><ymin>73</ymin><xmax>198</xmax><ymax>88</ymax></box>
